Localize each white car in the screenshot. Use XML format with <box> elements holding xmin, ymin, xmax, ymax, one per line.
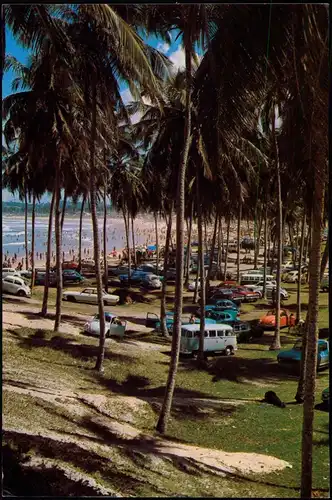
<box><xmin>140</xmin><ymin>274</ymin><xmax>162</xmax><ymax>289</ymax></box>
<box><xmin>2</xmin><ymin>276</ymin><xmax>31</xmax><ymax>297</ymax></box>
<box><xmin>245</xmin><ymin>281</ymin><xmax>289</xmax><ymax>300</ymax></box>
<box><xmin>283</xmin><ymin>270</ymin><xmax>306</xmax><ymax>283</ymax></box>
<box><xmin>2</xmin><ymin>268</ymin><xmax>22</xmax><ymax>279</ymax></box>
<box><xmin>188</xmin><ymin>279</ymin><xmax>201</xmax><ymax>291</ymax></box>
<box><xmin>84</xmin><ymin>313</ymin><xmax>126</xmax><ymax>338</ymax></box>
<box><xmin>62</xmin><ymin>287</ymin><xmax>120</xmax><ymax>305</ymax></box>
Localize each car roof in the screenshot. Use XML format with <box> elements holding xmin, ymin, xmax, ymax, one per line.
<box><xmin>181</xmin><ymin>323</ymin><xmax>233</xmax><ymax>331</ymax></box>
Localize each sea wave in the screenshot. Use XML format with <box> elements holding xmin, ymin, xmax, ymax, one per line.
<box><xmin>3</xmin><ymin>231</ymin><xmax>26</xmax><ymax>237</ymax></box>
<box><xmin>3</xmin><ymin>241</ymin><xmax>30</xmax><ymax>246</ymax></box>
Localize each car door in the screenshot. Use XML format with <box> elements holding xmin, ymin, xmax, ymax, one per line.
<box><xmin>318</xmin><ymin>343</ymin><xmax>329</xmax><ymax>367</ymax></box>
<box><xmin>3</xmin><ymin>277</ymin><xmax>14</xmax><ymax>293</ymax></box>
<box><xmin>108</xmin><ymin>317</ymin><xmax>126</xmax><ymax>338</ymax></box>
<box><xmin>216</xmin><ymin>329</ymin><xmax>226</xmax><ymax>350</ymax></box>
<box><xmin>80</xmin><ymin>289</ymin><xmax>93</xmax><ymax>303</ymax></box>
<box><xmin>146</xmin><ymin>312</ymin><xmax>159</xmax><ymax>328</ymax></box>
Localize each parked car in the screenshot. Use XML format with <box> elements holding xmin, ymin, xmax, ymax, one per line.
<box><xmin>322</xmin><ymin>387</ymin><xmax>329</xmax><ymax>405</ymax></box>
<box><xmin>208</xmin><ymin>290</ymin><xmax>243</xmax><ymax>306</ymax></box>
<box><xmin>240</xmin><ymin>273</ymin><xmax>275</xmax><ymax>286</ymax></box>
<box><xmin>283</xmin><ymin>270</ymin><xmax>307</xmax><ymax>283</ymax></box>
<box><xmin>137</xmin><ymin>263</ymin><xmax>163</xmax><ymax>274</ymax></box>
<box><xmin>188</xmin><ymin>279</ymin><xmax>201</xmax><ymax>291</ymax></box>
<box><xmin>63</xmin><ymin>269</ymin><xmax>84</xmax><ymax>284</ymax></box>
<box><xmin>277</xmin><ymin>339</ymin><xmax>329</xmax><ymax>370</ymax></box>
<box><xmin>145</xmin><ymin>311</ymin><xmax>215</xmax><ymax>334</ymax></box>
<box><xmin>229</xmin><ymin>287</ymin><xmax>260</xmax><ymax>303</ymax></box>
<box><xmin>62</xmin><ymin>261</ymin><xmax>79</xmax><ymax>270</ymax></box>
<box><xmin>321</xmin><ymin>276</ymin><xmax>329</xmax><ymax>292</ymax></box>
<box><xmin>259</xmin><ymin>308</ymin><xmax>296</xmax><ymax>329</ymax></box>
<box><xmin>84</xmin><ymin>312</ymin><xmax>126</xmax><ymax>338</ymax></box>
<box><xmin>119</xmin><ymin>270</ymin><xmax>150</xmax><ymax>284</ymax></box>
<box><xmin>205</xmin><ymin>309</ymin><xmax>239</xmax><ymax>322</ymax></box>
<box><xmin>140</xmin><ymin>274</ymin><xmax>162</xmax><ymax>289</ymax></box>
<box><xmin>227</xmin><ymin>320</ymin><xmax>252</xmax><ymax>342</ymax></box>
<box><xmin>196</xmin><ymin>299</ymin><xmax>239</xmax><ymax>316</ymax></box>
<box><xmin>62</xmin><ymin>288</ymin><xmax>120</xmax><ymax>305</ymax></box>
<box><xmin>180</xmin><ymin>323</ymin><xmax>237</xmax><ymax>356</ymax></box>
<box><xmin>109</xmin><ymin>266</ymin><xmax>130</xmax><ymax>277</ymax></box>
<box><xmin>2</xmin><ymin>268</ymin><xmax>21</xmax><ymax>279</ymax></box>
<box><xmin>245</xmin><ymin>282</ymin><xmax>289</xmax><ymax>300</ymax></box>
<box><xmin>35</xmin><ymin>271</ymin><xmax>57</xmax><ymax>286</ymax></box>
<box><xmin>2</xmin><ymin>275</ymin><xmax>31</xmax><ymax>297</ymax></box>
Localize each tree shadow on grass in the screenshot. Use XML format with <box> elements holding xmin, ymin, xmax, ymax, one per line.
<box><xmin>21</xmin><ymin>310</ymin><xmax>85</xmax><ymax>328</ymax></box>
<box><xmin>12</xmin><ymin>328</ymin><xmax>133</xmax><ymax>365</ymax></box>
<box><xmin>176</xmin><ymin>355</ymin><xmax>300</xmax><ymax>384</ymax></box>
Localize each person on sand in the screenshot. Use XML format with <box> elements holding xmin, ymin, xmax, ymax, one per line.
<box><xmin>189</xmin><ymin>314</ymin><xmax>196</xmax><ymax>324</ymax></box>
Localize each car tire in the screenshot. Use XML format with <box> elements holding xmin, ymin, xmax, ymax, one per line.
<box><xmin>225</xmin><ymin>346</ymin><xmax>233</xmax><ymax>356</ymax></box>
<box><xmin>17</xmin><ymin>290</ymin><xmax>26</xmax><ymax>297</ymax></box>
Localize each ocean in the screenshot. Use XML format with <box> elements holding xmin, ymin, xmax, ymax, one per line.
<box><xmin>2</xmin><ymin>214</ymin><xmax>163</xmax><ymax>260</ymax></box>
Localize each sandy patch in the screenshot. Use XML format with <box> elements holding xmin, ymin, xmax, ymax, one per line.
<box><xmin>3</xmin><ymin>310</ymin><xmax>81</xmax><ymax>336</ymax></box>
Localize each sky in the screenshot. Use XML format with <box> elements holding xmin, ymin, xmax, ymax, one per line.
<box><xmin>3</xmin><ymin>23</ymin><xmax>198</xmax><ymax>202</ymax></box>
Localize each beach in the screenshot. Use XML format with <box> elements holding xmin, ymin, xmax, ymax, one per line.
<box><xmin>2</xmin><ymin>213</ymin><xmax>252</xmax><ymax>269</ymax></box>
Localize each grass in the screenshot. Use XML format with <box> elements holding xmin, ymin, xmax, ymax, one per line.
<box><xmin>3</xmin><ymin>278</ymin><xmax>329</xmax><ymax>497</ymax></box>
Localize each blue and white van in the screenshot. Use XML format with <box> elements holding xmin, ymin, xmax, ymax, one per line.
<box><xmin>180</xmin><ymin>323</ymin><xmax>237</xmax><ymax>356</ymax></box>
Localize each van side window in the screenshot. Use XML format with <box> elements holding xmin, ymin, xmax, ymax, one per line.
<box><xmin>209</xmin><ymin>331</ymin><xmax>216</xmax><ymax>338</ymax></box>
<box><xmin>187</xmin><ymin>332</ymin><xmax>193</xmax><ymax>338</ymax></box>
<box><xmin>218</xmin><ymin>331</ymin><xmax>225</xmax><ymax>338</ymax></box>
<box><xmin>204</xmin><ymin>332</ymin><xmax>209</xmax><ymax>337</ymax></box>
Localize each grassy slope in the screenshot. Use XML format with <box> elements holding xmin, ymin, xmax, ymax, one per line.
<box><xmin>3</xmin><ymin>280</ymin><xmax>329</xmax><ymax>497</ymax></box>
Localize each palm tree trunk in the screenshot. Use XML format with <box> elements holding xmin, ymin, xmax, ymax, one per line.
<box><xmin>160</xmin><ymin>204</ymin><xmax>173</xmax><ymax>337</ymax></box>
<box><xmin>262</xmin><ymin>204</ymin><xmax>268</xmax><ymax>299</ymax></box>
<box><xmin>295</xmin><ymin>221</ymin><xmax>300</xmax><ymax>267</ymax></box>
<box><xmin>156</xmin><ymin>44</ymin><xmax>192</xmax><ymax>435</ymax></box>
<box><xmin>196</xmin><ymin>165</ymin><xmax>206</xmax><ymax>364</ymax></box>
<box><xmin>122</xmin><ymin>203</ymin><xmax>131</xmax><ymax>287</ymax></box>
<box><xmin>24</xmin><ymin>190</ymin><xmax>29</xmax><ymax>270</ymax></box>
<box><xmin>103</xmin><ymin>183</ymin><xmax>108</xmax><ymax>293</ymax></box>
<box><xmin>78</xmin><ymin>196</ymin><xmax>85</xmax><ymax>272</ymax></box>
<box><xmin>300</xmin><ymin>172</ymin><xmax>325</xmax><ymax>499</ymax></box>
<box><xmin>30</xmin><ymin>194</ymin><xmax>36</xmax><ymax>291</ymax></box>
<box><xmin>184</xmin><ymin>202</ymin><xmax>194</xmax><ymax>286</ymax></box>
<box><xmin>193</xmin><ymin>253</ymin><xmax>200</xmax><ymax>304</ymax></box>
<box><xmin>216</xmin><ymin>216</ymin><xmax>222</xmax><ymax>273</ymax></box>
<box><xmin>41</xmin><ymin>190</ymin><xmax>55</xmax><ymax>316</ymax></box>
<box><xmin>253</xmin><ymin>212</ymin><xmax>263</xmax><ymax>269</ymax></box>
<box><xmin>60</xmin><ymin>190</ymin><xmax>67</xmax><ymax>235</ymax></box>
<box><xmin>223</xmin><ymin>216</ymin><xmax>230</xmax><ymax>279</ymax></box>
<box><xmin>54</xmin><ymin>159</ymin><xmax>63</xmax><ymax>332</ymax></box>
<box><xmin>206</xmin><ymin>213</ymin><xmax>218</xmax><ymax>291</ymax></box>
<box><xmin>154</xmin><ymin>212</ymin><xmax>159</xmax><ymax>275</ymax></box>
<box><xmin>296</xmin><ymin>212</ymin><xmax>306</xmax><ymax>323</ymax></box>
<box><xmin>89</xmin><ymin>80</ymin><xmax>106</xmax><ymax>373</ymax></box>
<box><xmin>320</xmin><ymin>237</ymin><xmax>328</xmax><ymax>280</ymax></box>
<box><xmin>236</xmin><ymin>202</ymin><xmax>242</xmax><ymax>283</ymax></box>
<box><xmin>270</xmin><ymin>117</ymin><xmax>282</xmax><ymax>350</ymax></box>
<box><xmin>131</xmin><ymin>216</ymin><xmax>137</xmax><ymax>269</ymax></box>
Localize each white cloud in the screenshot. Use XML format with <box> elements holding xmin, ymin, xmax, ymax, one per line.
<box><xmin>169</xmin><ymin>46</ymin><xmax>186</xmax><ymax>71</ymax></box>
<box><xmin>157</xmin><ymin>42</ymin><xmax>170</xmax><ymax>54</ymax></box>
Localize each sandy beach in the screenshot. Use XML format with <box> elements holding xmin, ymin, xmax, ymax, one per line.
<box><xmin>3</xmin><ymin>213</ymin><xmax>253</xmax><ymax>269</ymax></box>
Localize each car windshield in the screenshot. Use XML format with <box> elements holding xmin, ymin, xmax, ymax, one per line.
<box><xmin>267</xmin><ymin>310</ymin><xmax>275</xmax><ymax>316</ymax></box>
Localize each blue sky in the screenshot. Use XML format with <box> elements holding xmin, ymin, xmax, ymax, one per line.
<box><xmin>3</xmin><ymin>22</ymin><xmax>202</xmax><ymax>202</ymax></box>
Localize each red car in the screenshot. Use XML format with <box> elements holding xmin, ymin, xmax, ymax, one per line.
<box><xmin>230</xmin><ymin>287</ymin><xmax>260</xmax><ymax>303</ymax></box>
<box><xmin>62</xmin><ymin>261</ymin><xmax>79</xmax><ymax>270</ymax></box>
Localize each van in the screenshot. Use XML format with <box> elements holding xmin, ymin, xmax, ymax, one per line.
<box><xmin>240</xmin><ymin>273</ymin><xmax>274</xmax><ymax>285</ymax></box>
<box><xmin>180</xmin><ymin>323</ymin><xmax>237</xmax><ymax>356</ymax></box>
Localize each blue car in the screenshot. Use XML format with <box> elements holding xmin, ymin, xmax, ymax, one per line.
<box><xmin>200</xmin><ymin>299</ymin><xmax>239</xmax><ymax>315</ymax></box>
<box><xmin>145</xmin><ymin>312</ymin><xmax>215</xmax><ymax>334</ymax></box>
<box><xmin>205</xmin><ymin>310</ymin><xmax>239</xmax><ymax>323</ymax></box>
<box><xmin>277</xmin><ymin>339</ymin><xmax>329</xmax><ymax>370</ymax></box>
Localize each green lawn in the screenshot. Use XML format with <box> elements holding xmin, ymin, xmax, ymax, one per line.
<box><xmin>3</xmin><ymin>321</ymin><xmax>329</xmax><ymax>497</ymax></box>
